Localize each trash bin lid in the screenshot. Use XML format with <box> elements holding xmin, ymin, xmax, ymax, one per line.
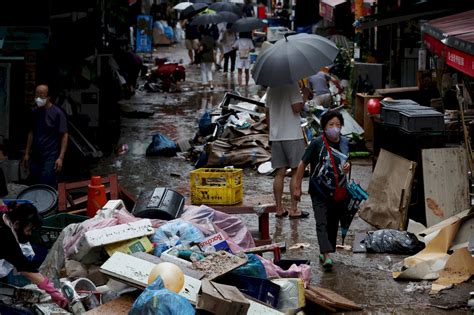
<box><xmin>17</xmin><ymin>184</ymin><xmax>58</xmax><ymax>216</ymax></box>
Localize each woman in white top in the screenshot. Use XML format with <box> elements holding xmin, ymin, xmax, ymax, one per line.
<box><xmin>232</xmin><ymin>32</ymin><xmax>255</xmax><ymax>86</ymax></box>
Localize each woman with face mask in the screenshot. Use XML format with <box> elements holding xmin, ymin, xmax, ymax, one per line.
<box><xmin>292</xmin><ymin>110</ymin><xmax>350</xmax><ymax>271</ymax></box>
<box><xmin>0</xmin><ymin>202</ymin><xmax>68</xmax><ymax>308</ymax></box>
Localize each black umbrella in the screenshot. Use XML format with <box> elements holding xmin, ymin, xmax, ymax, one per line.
<box><xmin>181</xmin><ymin>3</ymin><xmax>208</xmax><ymax>20</ymax></box>
<box><xmin>194</xmin><ymin>0</ymin><xmax>213</xmax><ymax>4</ymax></box>
<box><xmin>218</xmin><ymin>11</ymin><xmax>240</xmax><ymax>23</ymax></box>
<box><xmin>231</xmin><ymin>17</ymin><xmax>265</xmax><ymax>33</ymax></box>
<box><xmin>191</xmin><ymin>12</ymin><xmax>225</xmax><ymax>25</ymax></box>
<box><xmin>209</xmin><ymin>2</ymin><xmax>242</xmax><ymax>15</ymax></box>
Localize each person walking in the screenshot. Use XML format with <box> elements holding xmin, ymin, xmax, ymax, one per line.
<box><xmin>198</xmin><ymin>26</ymin><xmax>216</xmax><ymax>90</ymax></box>
<box><xmin>23</xmin><ymin>84</ymin><xmax>68</xmax><ymax>188</ymax></box>
<box><xmin>265</xmin><ymin>82</ymin><xmax>310</xmax><ymax>219</ymax></box>
<box><xmin>184</xmin><ymin>20</ymin><xmax>200</xmax><ymax>65</ymax></box>
<box><xmin>0</xmin><ymin>202</ymin><xmax>68</xmax><ymax>307</ymax></box>
<box><xmin>233</xmin><ymin>32</ymin><xmax>254</xmax><ymax>86</ymax></box>
<box><xmin>308</xmin><ymin>67</ymin><xmax>334</xmax><ymax>108</ymax></box>
<box><xmin>219</xmin><ymin>24</ymin><xmax>236</xmax><ymax>74</ymax></box>
<box><xmin>293</xmin><ymin>110</ymin><xmax>351</xmax><ymax>271</ymax></box>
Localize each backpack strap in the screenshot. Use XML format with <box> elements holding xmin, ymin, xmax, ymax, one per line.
<box><xmin>322</xmin><ymin>135</ymin><xmax>339</xmax><ymax>187</ymax></box>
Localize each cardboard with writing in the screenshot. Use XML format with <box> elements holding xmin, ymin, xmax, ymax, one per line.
<box><xmin>197</xmin><ymin>280</ymin><xmax>250</xmax><ymax>315</ymax></box>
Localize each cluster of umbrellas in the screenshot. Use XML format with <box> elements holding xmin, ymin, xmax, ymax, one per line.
<box><xmin>173</xmin><ymin>1</ymin><xmax>264</xmax><ymax>33</ymax></box>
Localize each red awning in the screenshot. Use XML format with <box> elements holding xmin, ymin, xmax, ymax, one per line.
<box><xmin>422</xmin><ymin>10</ymin><xmax>474</xmax><ymax>77</ymax></box>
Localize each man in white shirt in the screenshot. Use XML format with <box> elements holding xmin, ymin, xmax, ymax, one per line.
<box><xmin>265</xmin><ymin>83</ymin><xmax>310</xmax><ymax>219</ymax></box>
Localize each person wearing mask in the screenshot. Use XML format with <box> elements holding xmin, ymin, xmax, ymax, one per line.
<box><xmin>198</xmin><ymin>26</ymin><xmax>216</xmax><ymax>90</ymax></box>
<box><xmin>308</xmin><ymin>67</ymin><xmax>334</xmax><ymax>108</ymax></box>
<box><xmin>233</xmin><ymin>32</ymin><xmax>255</xmax><ymax>86</ymax></box>
<box><xmin>265</xmin><ymin>83</ymin><xmax>310</xmax><ymax>220</ymax></box>
<box><xmin>0</xmin><ymin>202</ymin><xmax>68</xmax><ymax>307</ymax></box>
<box><xmin>293</xmin><ymin>110</ymin><xmax>351</xmax><ymax>271</ymax></box>
<box><xmin>23</xmin><ymin>84</ymin><xmax>68</xmax><ymax>188</ymax></box>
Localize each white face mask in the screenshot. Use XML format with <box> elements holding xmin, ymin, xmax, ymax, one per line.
<box><xmin>35</xmin><ymin>97</ymin><xmax>47</xmax><ymax>107</ymax></box>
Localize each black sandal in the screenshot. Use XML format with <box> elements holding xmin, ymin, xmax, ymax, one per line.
<box><xmin>289</xmin><ymin>211</ymin><xmax>310</xmax><ymax>219</ymax></box>
<box><xmin>275</xmin><ymin>211</ymin><xmax>289</xmax><ymax>218</ymax></box>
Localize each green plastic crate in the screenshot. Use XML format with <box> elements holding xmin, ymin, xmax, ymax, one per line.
<box><xmin>31</xmin><ymin>213</ymin><xmax>88</xmax><ymax>248</ymax></box>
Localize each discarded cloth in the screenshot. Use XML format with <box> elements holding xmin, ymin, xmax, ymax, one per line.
<box><xmin>257</xmin><ymin>256</ymin><xmax>311</xmax><ymax>287</ymax></box>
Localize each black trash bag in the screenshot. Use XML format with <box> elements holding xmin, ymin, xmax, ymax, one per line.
<box><xmin>364</xmin><ymin>229</ymin><xmax>425</xmax><ymax>254</ymax></box>
<box><xmin>146</xmin><ymin>133</ymin><xmax>177</xmax><ymax>157</ymax></box>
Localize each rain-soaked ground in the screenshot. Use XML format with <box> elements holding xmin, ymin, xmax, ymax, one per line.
<box><xmin>92</xmin><ymin>43</ymin><xmax>472</xmax><ymax>314</ymax></box>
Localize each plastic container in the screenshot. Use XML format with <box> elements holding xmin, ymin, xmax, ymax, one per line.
<box><xmin>16</xmin><ymin>184</ymin><xmax>58</xmax><ymax>217</ymax></box>
<box><xmin>399</xmin><ymin>109</ymin><xmax>444</xmax><ymax>133</ymax></box>
<box><xmin>87</xmin><ymin>176</ymin><xmax>107</xmax><ymax>218</ymax></box>
<box><xmin>217</xmin><ymin>275</ymin><xmax>280</xmax><ymax>307</ymax></box>
<box><xmin>31</xmin><ymin>213</ymin><xmax>88</xmax><ymax>248</ymax></box>
<box><xmin>133</xmin><ymin>187</ymin><xmax>185</xmax><ymax>220</ymax></box>
<box><xmin>190</xmin><ymin>168</ymin><xmax>243</xmax><ymax>205</ymax></box>
<box><xmin>380</xmin><ymin>104</ymin><xmax>430</xmax><ymax>126</ymax></box>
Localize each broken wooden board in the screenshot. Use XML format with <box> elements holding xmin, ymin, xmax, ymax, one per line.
<box><xmin>132</xmin><ymin>252</ymin><xmax>205</xmax><ymax>280</ymax></box>
<box><xmin>193</xmin><ymin>251</ymin><xmax>248</xmax><ymax>280</ymax></box>
<box><xmin>244</xmin><ymin>242</ymin><xmax>286</xmax><ymax>254</ymax></box>
<box><xmin>422</xmin><ymin>147</ymin><xmax>470</xmax><ymax>228</ymax></box>
<box><xmin>100</xmin><ymin>252</ymin><xmax>202</xmax><ymax>304</ymax></box>
<box><xmin>359</xmin><ymin>149</ymin><xmax>416</xmax><ymax>230</ymax></box>
<box><xmin>304</xmin><ymin>289</ymin><xmax>337</xmax><ymax>312</ymax></box>
<box><xmin>310</xmin><ymin>286</ymin><xmax>362</xmax><ymax>311</ymax></box>
<box><xmin>84</xmin><ymin>295</ymin><xmax>135</xmax><ymax>315</ymax></box>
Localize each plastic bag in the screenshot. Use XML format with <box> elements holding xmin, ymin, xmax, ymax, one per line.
<box><xmin>129</xmin><ymin>276</ymin><xmax>194</xmax><ymax>315</ymax></box>
<box><xmin>364</xmin><ymin>229</ymin><xmax>425</xmax><ymax>254</ymax></box>
<box><xmin>230</xmin><ymin>254</ymin><xmax>267</xmax><ymax>279</ymax></box>
<box><xmin>150</xmin><ymin>219</ymin><xmax>204</xmax><ymax>256</ymax></box>
<box><xmin>198</xmin><ymin>111</ymin><xmax>213</xmax><ymax>136</ymax></box>
<box><xmin>146</xmin><ymin>133</ymin><xmax>177</xmax><ymax>157</ymax></box>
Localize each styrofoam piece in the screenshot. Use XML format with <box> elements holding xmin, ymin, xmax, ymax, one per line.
<box><xmin>100</xmin><ymin>252</ymin><xmax>201</xmax><ymax>304</ymax></box>
<box><xmin>96</xmin><ymin>200</ymin><xmax>127</xmax><ymax>219</ymax></box>
<box><xmin>72</xmin><ymin>219</ymin><xmax>154</xmax><ymax>261</ymax></box>
<box><xmin>160</xmin><ymin>247</ymin><xmax>194</xmax><ymax>269</ymax></box>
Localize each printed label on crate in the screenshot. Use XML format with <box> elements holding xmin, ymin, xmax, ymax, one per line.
<box><xmin>198</xmin><ymin>232</ymin><xmax>231</xmax><ymax>253</ymax></box>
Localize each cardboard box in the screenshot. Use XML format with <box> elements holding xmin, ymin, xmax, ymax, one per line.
<box><xmin>197</xmin><ymin>280</ymin><xmax>250</xmax><ymax>315</ymax></box>
<box><xmin>198</xmin><ymin>232</ymin><xmax>231</xmax><ymax>253</ymax></box>
<box><xmin>104</xmin><ymin>236</ymin><xmax>153</xmax><ymax>256</ymax></box>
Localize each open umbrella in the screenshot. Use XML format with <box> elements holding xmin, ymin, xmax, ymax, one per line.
<box><xmin>252</xmin><ymin>33</ymin><xmax>339</xmax><ymax>86</ymax></box>
<box><xmin>209</xmin><ymin>2</ymin><xmax>242</xmax><ymax>15</ymax></box>
<box><xmin>180</xmin><ymin>3</ymin><xmax>208</xmax><ymax>20</ymax></box>
<box><xmin>218</xmin><ymin>11</ymin><xmax>240</xmax><ymax>23</ymax></box>
<box><xmin>173</xmin><ymin>2</ymin><xmax>193</xmax><ymax>11</ymax></box>
<box><xmin>194</xmin><ymin>0</ymin><xmax>213</xmax><ymax>4</ymax></box>
<box><xmin>340</xmin><ymin>180</ymin><xmax>368</xmax><ymax>245</ymax></box>
<box><xmin>231</xmin><ymin>17</ymin><xmax>265</xmax><ymax>33</ymax></box>
<box><xmin>191</xmin><ymin>12</ymin><xmax>225</xmax><ymax>25</ymax></box>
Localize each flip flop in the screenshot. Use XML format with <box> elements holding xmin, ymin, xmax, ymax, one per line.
<box><xmin>323</xmin><ymin>258</ymin><xmax>333</xmax><ymax>271</ymax></box>
<box><xmin>275</xmin><ymin>211</ymin><xmax>289</xmax><ymax>218</ymax></box>
<box><xmin>289</xmin><ymin>211</ymin><xmax>310</xmax><ymax>219</ymax></box>
<box><xmin>319</xmin><ymin>254</ymin><xmax>325</xmax><ymax>264</ymax></box>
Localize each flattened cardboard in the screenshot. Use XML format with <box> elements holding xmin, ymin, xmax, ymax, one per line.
<box><xmin>430</xmin><ymin>247</ymin><xmax>474</xmax><ymax>294</ymax></box>
<box><xmin>197</xmin><ymin>280</ymin><xmax>250</xmax><ymax>315</ymax></box>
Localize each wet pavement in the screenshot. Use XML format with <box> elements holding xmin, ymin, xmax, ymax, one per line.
<box><xmin>92</xmin><ymin>43</ymin><xmax>472</xmax><ymax>314</ymax></box>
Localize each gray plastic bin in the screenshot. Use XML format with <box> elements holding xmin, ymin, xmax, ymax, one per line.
<box><xmin>399</xmin><ymin>109</ymin><xmax>444</xmax><ymax>133</ymax></box>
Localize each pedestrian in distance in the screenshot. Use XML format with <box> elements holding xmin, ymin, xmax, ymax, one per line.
<box><xmin>233</xmin><ymin>32</ymin><xmax>255</xmax><ymax>86</ymax></box>
<box><xmin>308</xmin><ymin>66</ymin><xmax>334</xmax><ymax>108</ymax></box>
<box><xmin>265</xmin><ymin>82</ymin><xmax>311</xmax><ymax>220</ymax></box>
<box><xmin>0</xmin><ymin>202</ymin><xmax>68</xmax><ymax>308</ymax></box>
<box><xmin>23</xmin><ymin>84</ymin><xmax>68</xmax><ymax>189</ymax></box>
<box><xmin>293</xmin><ymin>110</ymin><xmax>351</xmax><ymax>271</ymax></box>
<box><xmin>219</xmin><ymin>23</ymin><xmax>237</xmax><ymax>74</ymax></box>
<box><xmin>198</xmin><ymin>25</ymin><xmax>216</xmax><ymax>90</ymax></box>
<box><xmin>184</xmin><ymin>20</ymin><xmax>200</xmax><ymax>65</ymax></box>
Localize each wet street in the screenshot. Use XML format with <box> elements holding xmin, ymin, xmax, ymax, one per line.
<box><xmin>92</xmin><ymin>43</ymin><xmax>472</xmax><ymax>314</ymax></box>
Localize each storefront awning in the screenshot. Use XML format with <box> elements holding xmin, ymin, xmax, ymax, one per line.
<box><xmin>319</xmin><ymin>0</ymin><xmax>347</xmax><ymax>22</ymax></box>
<box><xmin>422</xmin><ymin>10</ymin><xmax>474</xmax><ymax>77</ymax></box>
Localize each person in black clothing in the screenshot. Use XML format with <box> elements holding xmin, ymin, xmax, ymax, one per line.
<box><xmin>0</xmin><ymin>203</ymin><xmax>68</xmax><ymax>307</ymax></box>
<box><xmin>242</xmin><ymin>0</ymin><xmax>255</xmax><ymax>17</ymax></box>
<box><xmin>184</xmin><ymin>20</ymin><xmax>201</xmax><ymax>65</ymax></box>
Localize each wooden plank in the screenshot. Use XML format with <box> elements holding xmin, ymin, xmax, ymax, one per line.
<box><xmin>359</xmin><ymin>149</ymin><xmax>417</xmax><ymax>229</ymax></box>
<box><xmin>309</xmin><ymin>286</ymin><xmax>362</xmax><ymax>311</ymax></box>
<box><xmin>422</xmin><ymin>147</ymin><xmax>470</xmax><ymax>227</ymax></box>
<box><xmin>304</xmin><ymin>289</ymin><xmax>337</xmax><ymax>312</ymax></box>
<box><xmin>84</xmin><ymin>295</ymin><xmax>135</xmax><ymax>315</ymax></box>
<box><xmin>244</xmin><ymin>242</ymin><xmax>286</xmax><ymax>254</ymax></box>
<box><xmin>132</xmin><ymin>252</ymin><xmax>205</xmax><ymax>280</ymax></box>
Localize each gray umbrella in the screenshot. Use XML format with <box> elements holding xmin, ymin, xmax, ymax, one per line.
<box><xmin>191</xmin><ymin>13</ymin><xmax>225</xmax><ymax>25</ymax></box>
<box><xmin>180</xmin><ymin>3</ymin><xmax>208</xmax><ymax>20</ymax></box>
<box><xmin>210</xmin><ymin>2</ymin><xmax>242</xmax><ymax>15</ymax></box>
<box><xmin>252</xmin><ymin>33</ymin><xmax>339</xmax><ymax>86</ymax></box>
<box><xmin>231</xmin><ymin>17</ymin><xmax>265</xmax><ymax>33</ymax></box>
<box><xmin>218</xmin><ymin>11</ymin><xmax>240</xmax><ymax>23</ymax></box>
